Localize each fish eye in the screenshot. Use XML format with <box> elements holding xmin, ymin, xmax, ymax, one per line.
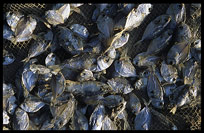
<box><xmin>104</xmin><ymin>57</ymin><xmax>110</xmax><ymax>63</ymax></box>
<box><xmin>178</xmin><ymin>26</ymin><xmax>183</xmax><ymax>30</ymax></box>
<box><xmin>169</xmin><ymin>61</ymin><xmax>173</xmax><ymax>65</ymax></box>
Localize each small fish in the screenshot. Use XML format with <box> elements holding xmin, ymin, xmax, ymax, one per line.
<box><xmin>3</xmin><ymin>24</ymin><xmax>14</xmax><ymax>41</ymax></box>
<box><xmin>116</xmin><ymin>109</ymin><xmax>131</xmax><ymax>130</ymax></box>
<box><xmin>175</xmin><ymin>23</ymin><xmax>192</xmax><ymax>43</ymax></box>
<box><xmin>22</xmin><ymin>30</ymin><xmax>53</xmax><ymax>62</ymax></box>
<box><xmin>95</xmin><ymin>47</ymin><xmax>116</xmax><ymax>72</ymax></box>
<box><xmin>76</xmin><ymin>69</ymin><xmax>96</xmax><ymax>82</ymax></box>
<box><xmin>45</xmin><ymin>53</ymin><xmax>60</xmax><ymax>67</ymax></box>
<box><xmin>107</xmin><ymin>77</ymin><xmax>134</xmax><ymax>94</ymax></box>
<box><xmin>134</xmin><ymin>99</ymin><xmax>151</xmax><ymax>130</ymax></box>
<box><xmin>3</xmin><ymin>49</ymin><xmax>15</xmax><ymax>65</ymax></box>
<box><xmin>167</xmin><ymin>41</ymin><xmax>191</xmax><ymax>65</ymax></box>
<box><xmin>134</xmin><ymin>77</ymin><xmax>148</xmax><ymax>91</ymax></box>
<box><xmin>45</xmin><ymin>4</ymin><xmax>70</xmax><ymax>26</ymax></box>
<box><xmin>147</xmin><ymin>72</ymin><xmax>164</xmax><ymax>109</ymax></box>
<box><xmin>160</xmin><ymin>61</ymin><xmax>178</xmax><ymax>84</ymax></box>
<box><xmin>124</xmin><ymin>4</ymin><xmax>152</xmax><ymax>31</ymax></box>
<box><xmin>145</xmin><ymin>29</ymin><xmax>173</xmax><ymax>55</ymax></box>
<box><xmin>127</xmin><ymin>92</ymin><xmax>141</xmax><ymax>115</ymax></box>
<box><xmin>6</xmin><ymin>11</ymin><xmax>24</xmax><ymax>32</ymax></box>
<box><xmin>136</xmin><ymin>14</ymin><xmax>171</xmax><ymax>46</ymax></box>
<box><xmin>3</xmin><ymin>110</ymin><xmax>10</xmax><ymax>125</ymax></box>
<box><xmin>70</xmin><ymin>24</ymin><xmax>89</xmax><ymax>40</ymax></box>
<box><xmin>97</xmin><ymin>13</ymin><xmax>114</xmax><ymax>39</ymax></box>
<box><xmin>13</xmin><ymin>107</ymin><xmax>30</xmax><ymax>130</ymax></box>
<box><xmin>89</xmin><ymin>104</ymin><xmax>106</xmax><ymax>130</ymax></box>
<box><xmin>166</xmin><ymin>3</ymin><xmax>186</xmax><ymax>30</ymax></box>
<box><xmin>20</xmin><ymin>95</ymin><xmax>45</xmax><ymax>113</ymax></box>
<box><xmin>65</xmin><ymin>80</ymin><xmax>111</xmax><ymax>96</ymax></box>
<box><xmin>107</xmin><ymin>31</ymin><xmax>130</xmax><ymax>49</ymax></box>
<box><xmin>114</xmin><ymin>56</ymin><xmax>137</xmax><ymax>77</ymax></box>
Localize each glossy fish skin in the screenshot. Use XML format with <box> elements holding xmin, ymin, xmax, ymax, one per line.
<box><xmin>45</xmin><ymin>4</ymin><xmax>70</xmax><ymax>26</ymax></box>
<box><xmin>20</xmin><ymin>95</ymin><xmax>45</xmax><ymax>113</ymax></box>
<box><xmin>14</xmin><ymin>16</ymin><xmax>37</xmax><ymax>43</ymax></box>
<box><xmin>170</xmin><ymin>85</ymin><xmax>191</xmax><ymax>114</ymax></box>
<box><xmin>167</xmin><ymin>41</ymin><xmax>191</xmax><ymax>65</ymax></box>
<box><xmin>160</xmin><ymin>61</ymin><xmax>178</xmax><ymax>84</ymax></box>
<box><xmin>175</xmin><ymin>23</ymin><xmax>192</xmax><ymax>43</ymax></box>
<box><xmin>145</xmin><ymin>29</ymin><xmax>173</xmax><ymax>55</ymax></box>
<box><xmin>97</xmin><ymin>13</ymin><xmax>114</xmax><ymax>39</ymax></box>
<box><xmin>109</xmin><ymin>31</ymin><xmax>130</xmax><ymax>49</ymax></box>
<box><xmin>134</xmin><ymin>105</ymin><xmax>151</xmax><ymax>130</ymax></box>
<box><xmin>147</xmin><ymin>73</ymin><xmax>164</xmax><ymax>109</ymax></box>
<box><xmin>107</xmin><ymin>77</ymin><xmax>134</xmax><ymax>94</ymax></box>
<box><xmin>127</xmin><ymin>93</ymin><xmax>141</xmax><ymax>115</ymax></box>
<box><xmin>141</xmin><ymin>14</ymin><xmax>172</xmax><ymax>41</ymax></box>
<box><xmin>22</xmin><ymin>31</ymin><xmax>53</xmax><ymax>62</ymax></box>
<box><xmin>95</xmin><ymin>47</ymin><xmax>116</xmax><ymax>72</ymax></box>
<box><xmin>13</xmin><ymin>107</ymin><xmax>30</xmax><ymax>130</ymax></box>
<box><xmin>89</xmin><ymin>104</ymin><xmax>106</xmax><ymax>130</ymax></box>
<box><xmin>166</xmin><ymin>4</ymin><xmax>186</xmax><ymax>30</ymax></box>
<box><xmin>124</xmin><ymin>4</ymin><xmax>152</xmax><ymax>31</ymax></box>
<box><xmin>182</xmin><ymin>59</ymin><xmax>198</xmax><ymax>85</ymax></box>
<box><xmin>114</xmin><ymin>56</ymin><xmax>137</xmax><ymax>77</ymax></box>
<box><xmin>101</xmin><ymin>116</ymin><xmax>117</xmax><ymax>130</ymax></box>
<box><xmin>65</xmin><ymin>80</ymin><xmax>111</xmax><ymax>96</ymax></box>
<box><xmin>50</xmin><ymin>72</ymin><xmax>66</xmax><ymax>99</ymax></box>
<box><xmin>45</xmin><ymin>53</ymin><xmax>60</xmax><ymax>67</ymax></box>
<box><xmin>77</xmin><ymin>69</ymin><xmax>95</xmax><ymax>82</ymax></box>
<box><xmin>70</xmin><ymin>24</ymin><xmax>89</xmax><ymax>40</ymax></box>
<box><xmin>6</xmin><ymin>11</ymin><xmax>24</xmax><ymax>32</ymax></box>
<box><xmin>3</xmin><ymin>49</ymin><xmax>15</xmax><ymax>65</ymax></box>
<box><xmin>62</xmin><ymin>52</ymin><xmax>98</xmax><ymax>71</ymax></box>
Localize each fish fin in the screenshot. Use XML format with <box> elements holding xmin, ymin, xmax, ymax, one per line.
<box><xmin>170</xmin><ymin>106</ymin><xmax>177</xmax><ymax>114</ymax></box>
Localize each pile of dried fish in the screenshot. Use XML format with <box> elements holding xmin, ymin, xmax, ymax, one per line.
<box><xmin>3</xmin><ymin>3</ymin><xmax>201</xmax><ymax>130</ymax></box>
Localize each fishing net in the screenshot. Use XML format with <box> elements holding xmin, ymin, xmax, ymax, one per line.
<box><xmin>3</xmin><ymin>3</ymin><xmax>201</xmax><ymax>130</ymax></box>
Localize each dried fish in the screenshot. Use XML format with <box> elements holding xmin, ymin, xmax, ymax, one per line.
<box><xmin>3</xmin><ymin>49</ymin><xmax>15</xmax><ymax>65</ymax></box>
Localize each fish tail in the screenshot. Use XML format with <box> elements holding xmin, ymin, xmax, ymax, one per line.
<box><xmin>170</xmin><ymin>106</ymin><xmax>177</xmax><ymax>114</ymax></box>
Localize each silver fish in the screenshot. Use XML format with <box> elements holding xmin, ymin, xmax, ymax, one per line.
<box><xmin>114</xmin><ymin>56</ymin><xmax>137</xmax><ymax>77</ymax></box>
<box><xmin>124</xmin><ymin>4</ymin><xmax>152</xmax><ymax>31</ymax></box>
<box><xmin>3</xmin><ymin>24</ymin><xmax>14</xmax><ymax>41</ymax></box>
<box><xmin>175</xmin><ymin>23</ymin><xmax>192</xmax><ymax>43</ymax></box>
<box><xmin>45</xmin><ymin>53</ymin><xmax>60</xmax><ymax>67</ymax></box>
<box><xmin>97</xmin><ymin>13</ymin><xmax>114</xmax><ymax>39</ymax></box>
<box><xmin>127</xmin><ymin>92</ymin><xmax>141</xmax><ymax>115</ymax></box>
<box><xmin>167</xmin><ymin>41</ymin><xmax>191</xmax><ymax>65</ymax></box>
<box><xmin>107</xmin><ymin>77</ymin><xmax>133</xmax><ymax>94</ymax></box>
<box><xmin>89</xmin><ymin>104</ymin><xmax>106</xmax><ymax>130</ymax></box>
<box><xmin>3</xmin><ymin>110</ymin><xmax>10</xmax><ymax>125</ymax></box>
<box><xmin>20</xmin><ymin>95</ymin><xmax>45</xmax><ymax>113</ymax></box>
<box><xmin>3</xmin><ymin>49</ymin><xmax>15</xmax><ymax>65</ymax></box>
<box><xmin>65</xmin><ymin>80</ymin><xmax>111</xmax><ymax>96</ymax></box>
<box><xmin>145</xmin><ymin>29</ymin><xmax>173</xmax><ymax>55</ymax></box>
<box><xmin>45</xmin><ymin>4</ymin><xmax>70</xmax><ymax>26</ymax></box>
<box><xmin>166</xmin><ymin>3</ymin><xmax>186</xmax><ymax>30</ymax></box>
<box><xmin>139</xmin><ymin>14</ymin><xmax>172</xmax><ymax>43</ymax></box>
<box><xmin>95</xmin><ymin>47</ymin><xmax>116</xmax><ymax>72</ymax></box>
<box><xmin>13</xmin><ymin>107</ymin><xmax>30</xmax><ymax>130</ymax></box>
<box><xmin>70</xmin><ymin>24</ymin><xmax>89</xmax><ymax>40</ymax></box>
<box><xmin>6</xmin><ymin>11</ymin><xmax>24</xmax><ymax>32</ymax></box>
<box><xmin>147</xmin><ymin>72</ymin><xmax>164</xmax><ymax>109</ymax></box>
<box><xmin>134</xmin><ymin>99</ymin><xmax>151</xmax><ymax>130</ymax></box>
<box><xmin>22</xmin><ymin>30</ymin><xmax>53</xmax><ymax>62</ymax></box>
<box><xmin>134</xmin><ymin>77</ymin><xmax>148</xmax><ymax>91</ymax></box>
<box><xmin>160</xmin><ymin>61</ymin><xmax>178</xmax><ymax>84</ymax></box>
